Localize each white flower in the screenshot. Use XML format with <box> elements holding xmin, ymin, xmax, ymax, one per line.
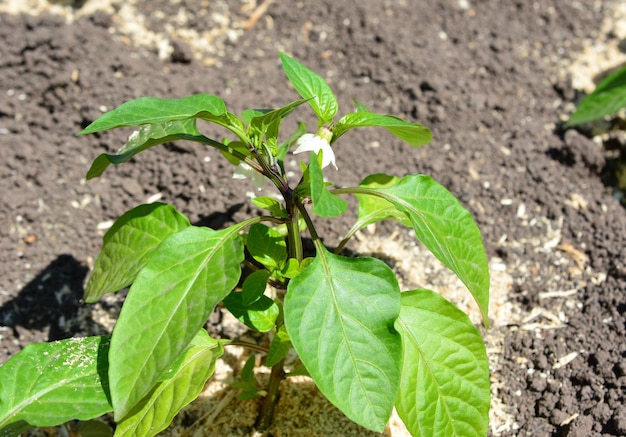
<box><xmin>232</xmin><ymin>162</ymin><xmax>267</xmax><ymax>190</ymax></box>
<box><xmin>293</xmin><ymin>127</ymin><xmax>337</xmax><ymax>170</ymax></box>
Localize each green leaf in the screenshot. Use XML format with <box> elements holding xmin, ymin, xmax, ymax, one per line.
<box><xmin>279</xmin><ymin>52</ymin><xmax>338</xmax><ymax>124</ymax></box>
<box><xmin>567</xmin><ymin>66</ymin><xmax>626</xmax><ymax>126</ymax></box>
<box><xmin>114</xmin><ymin>330</ymin><xmax>224</xmax><ymax>437</ymax></box>
<box><xmin>354</xmin><ymin>174</ymin><xmax>412</xmax><ymax>230</ymax></box>
<box><xmin>108</xmin><ymin>225</ymin><xmax>244</xmax><ymax>420</ymax></box>
<box><xmin>265</xmin><ymin>325</ymin><xmax>291</xmax><ymax>367</ymax></box>
<box><xmin>242</xmin><ymin>108</ymin><xmax>270</xmax><ymax>123</ymax></box>
<box><xmin>333</xmin><ymin>112</ymin><xmax>432</xmax><ymax>147</ymax></box>
<box><xmin>280</xmin><ymin>257</ymin><xmax>303</xmax><ymax>279</ymax></box>
<box><xmin>394</xmin><ymin>289</ymin><xmax>490</xmax><ymax>437</ymax></box>
<box><xmin>250</xmin><ymin>196</ymin><xmax>287</xmax><ymax>218</ymax></box>
<box><xmin>249</xmin><ymin>98</ymin><xmax>309</xmax><ymax>146</ymax></box>
<box><xmin>277</xmin><ymin>121</ymin><xmax>307</xmax><ymax>161</ymax></box>
<box><xmin>231</xmin><ymin>355</ymin><xmax>262</xmax><ymax>400</ymax></box>
<box><xmin>86</xmin><ymin>119</ymin><xmax>201</xmax><ymax>179</ymax></box>
<box><xmin>310</xmin><ymin>151</ymin><xmax>348</xmax><ymax>218</ymax></box>
<box><xmin>284</xmin><ymin>247</ymin><xmax>402</xmax><ymax>432</ymax></box>
<box><xmin>222</xmin><ymin>292</ymin><xmax>279</xmax><ymax>333</ymax></box>
<box><xmin>79</xmin><ymin>94</ymin><xmax>228</xmax><ymax>135</ymax></box>
<box><xmin>246</xmin><ymin>224</ymin><xmax>287</xmax><ymax>271</ymax></box>
<box><xmin>241</xmin><ymin>269</ymin><xmax>271</xmax><ymax>305</ymax></box>
<box><xmin>376</xmin><ymin>175</ymin><xmax>490</xmax><ymax>326</ymax></box>
<box><xmin>0</xmin><ymin>336</ymin><xmax>112</xmax><ymax>431</ymax></box>
<box><xmin>353</xmin><ymin>99</ymin><xmax>372</xmax><ymax>113</ymax></box>
<box><xmin>219</xmin><ymin>140</ymin><xmax>250</xmax><ymax>166</ymax></box>
<box><xmin>84</xmin><ymin>203</ymin><xmax>190</xmax><ymax>302</ymax></box>
<box><xmin>75</xmin><ymin>420</ymin><xmax>113</xmax><ymax>437</ymax></box>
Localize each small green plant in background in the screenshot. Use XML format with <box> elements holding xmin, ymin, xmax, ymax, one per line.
<box><xmin>566</xmin><ymin>64</ymin><xmax>626</xmax><ymax>127</ymax></box>
<box><xmin>567</xmin><ymin>64</ymin><xmax>626</xmax><ymax>205</ymax></box>
<box><xmin>0</xmin><ymin>53</ymin><xmax>491</xmax><ymax>436</ymax></box>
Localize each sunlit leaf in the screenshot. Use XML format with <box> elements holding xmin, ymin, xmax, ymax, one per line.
<box><xmin>265</xmin><ymin>325</ymin><xmax>291</xmax><ymax>367</ymax></box>
<box><xmin>114</xmin><ymin>330</ymin><xmax>224</xmax><ymax>437</ymax></box>
<box><xmin>395</xmin><ymin>289</ymin><xmax>489</xmax><ymax>437</ymax></box>
<box><xmin>279</xmin><ymin>52</ymin><xmax>338</xmax><ymax>124</ymax></box>
<box><xmin>375</xmin><ymin>175</ymin><xmax>490</xmax><ymax>325</ymax></box>
<box><xmin>354</xmin><ymin>173</ymin><xmax>412</xmax><ymax>230</ymax></box>
<box><xmin>249</xmin><ymin>98</ymin><xmax>309</xmax><ymax>146</ymax></box>
<box><xmin>223</xmin><ymin>292</ymin><xmax>279</xmax><ymax>333</ymax></box>
<box><xmin>0</xmin><ymin>336</ymin><xmax>112</xmax><ymax>431</ymax></box>
<box><xmin>246</xmin><ymin>224</ymin><xmax>287</xmax><ymax>271</ymax></box>
<box><xmin>309</xmin><ymin>151</ymin><xmax>347</xmax><ymax>218</ymax></box>
<box><xmin>284</xmin><ymin>246</ymin><xmax>401</xmax><ymax>432</ymax></box>
<box><xmin>79</xmin><ymin>94</ymin><xmax>227</xmax><ymax>134</ymax></box>
<box><xmin>84</xmin><ymin>203</ymin><xmax>190</xmax><ymax>302</ymax></box>
<box><xmin>108</xmin><ymin>225</ymin><xmax>243</xmax><ymax>420</ymax></box>
<box><xmin>333</xmin><ymin>112</ymin><xmax>431</xmax><ymax>147</ymax></box>
<box><xmin>567</xmin><ymin>66</ymin><xmax>626</xmax><ymax>126</ymax></box>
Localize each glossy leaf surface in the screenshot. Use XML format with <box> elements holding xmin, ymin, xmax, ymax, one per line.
<box><xmin>279</xmin><ymin>52</ymin><xmax>338</xmax><ymax>124</ymax></box>
<box><xmin>108</xmin><ymin>225</ymin><xmax>243</xmax><ymax>420</ymax></box>
<box><xmin>84</xmin><ymin>203</ymin><xmax>190</xmax><ymax>302</ymax></box>
<box><xmin>567</xmin><ymin>66</ymin><xmax>626</xmax><ymax>126</ymax></box>
<box><xmin>309</xmin><ymin>151</ymin><xmax>347</xmax><ymax>217</ymax></box>
<box><xmin>377</xmin><ymin>175</ymin><xmax>490</xmax><ymax>325</ymax></box>
<box><xmin>0</xmin><ymin>336</ymin><xmax>112</xmax><ymax>431</ymax></box>
<box><xmin>114</xmin><ymin>330</ymin><xmax>223</xmax><ymax>437</ymax></box>
<box><xmin>395</xmin><ymin>289</ymin><xmax>490</xmax><ymax>437</ymax></box>
<box><xmin>223</xmin><ymin>292</ymin><xmax>279</xmax><ymax>333</ymax></box>
<box><xmin>284</xmin><ymin>246</ymin><xmax>401</xmax><ymax>432</ymax></box>
<box><xmin>79</xmin><ymin>94</ymin><xmax>227</xmax><ymax>135</ymax></box>
<box><xmin>333</xmin><ymin>112</ymin><xmax>432</xmax><ymax>147</ymax></box>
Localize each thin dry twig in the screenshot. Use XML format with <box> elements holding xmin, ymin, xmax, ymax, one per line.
<box><xmin>244</xmin><ymin>0</ymin><xmax>274</xmax><ymax>30</ymax></box>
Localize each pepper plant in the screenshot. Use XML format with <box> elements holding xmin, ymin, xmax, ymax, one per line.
<box><xmin>0</xmin><ymin>52</ymin><xmax>491</xmax><ymax>436</ymax></box>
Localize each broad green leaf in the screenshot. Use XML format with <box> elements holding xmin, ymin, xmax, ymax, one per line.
<box><xmin>354</xmin><ymin>174</ymin><xmax>412</xmax><ymax>230</ymax></box>
<box><xmin>241</xmin><ymin>270</ymin><xmax>271</xmax><ymax>305</ymax></box>
<box><xmin>376</xmin><ymin>175</ymin><xmax>490</xmax><ymax>326</ymax></box>
<box><xmin>114</xmin><ymin>330</ymin><xmax>224</xmax><ymax>437</ymax></box>
<box><xmin>567</xmin><ymin>66</ymin><xmax>626</xmax><ymax>126</ymax></box>
<box><xmin>246</xmin><ymin>223</ymin><xmax>287</xmax><ymax>270</ymax></box>
<box><xmin>108</xmin><ymin>225</ymin><xmax>244</xmax><ymax>420</ymax></box>
<box><xmin>249</xmin><ymin>98</ymin><xmax>309</xmax><ymax>146</ymax></box>
<box><xmin>279</xmin><ymin>52</ymin><xmax>338</xmax><ymax>124</ymax></box>
<box><xmin>265</xmin><ymin>325</ymin><xmax>291</xmax><ymax>367</ymax></box>
<box><xmin>86</xmin><ymin>119</ymin><xmax>201</xmax><ymax>179</ymax></box>
<box><xmin>222</xmin><ymin>292</ymin><xmax>279</xmax><ymax>333</ymax></box>
<box><xmin>250</xmin><ymin>196</ymin><xmax>287</xmax><ymax>218</ymax></box>
<box><xmin>284</xmin><ymin>247</ymin><xmax>402</xmax><ymax>432</ymax></box>
<box><xmin>79</xmin><ymin>94</ymin><xmax>227</xmax><ymax>135</ymax></box>
<box><xmin>310</xmin><ymin>151</ymin><xmax>348</xmax><ymax>218</ymax></box>
<box><xmin>394</xmin><ymin>289</ymin><xmax>490</xmax><ymax>437</ymax></box>
<box><xmin>333</xmin><ymin>112</ymin><xmax>432</xmax><ymax>147</ymax></box>
<box><xmin>84</xmin><ymin>203</ymin><xmax>190</xmax><ymax>302</ymax></box>
<box><xmin>0</xmin><ymin>336</ymin><xmax>112</xmax><ymax>431</ymax></box>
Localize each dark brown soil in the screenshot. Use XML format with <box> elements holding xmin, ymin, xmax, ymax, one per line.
<box><xmin>1</xmin><ymin>0</ymin><xmax>625</xmax><ymax>435</ymax></box>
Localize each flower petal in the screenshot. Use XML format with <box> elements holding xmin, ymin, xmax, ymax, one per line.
<box><xmin>293</xmin><ymin>134</ymin><xmax>319</xmax><ymax>154</ymax></box>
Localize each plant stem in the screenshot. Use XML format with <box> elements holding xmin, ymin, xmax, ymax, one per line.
<box><xmin>226</xmin><ymin>340</ymin><xmax>269</xmax><ymax>354</ymax></box>
<box><xmin>255</xmin><ymin>356</ymin><xmax>286</xmax><ymax>430</ymax></box>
